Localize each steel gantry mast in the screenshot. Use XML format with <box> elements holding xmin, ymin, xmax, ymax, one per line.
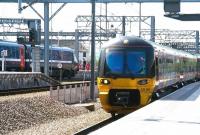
<box><xmin>75</xmin><ymin>15</ymin><xmax>155</xmax><ymax>41</ymax></box>
<box><xmin>141</xmin><ymin>29</ymin><xmax>199</xmax><ymax>53</ymax></box>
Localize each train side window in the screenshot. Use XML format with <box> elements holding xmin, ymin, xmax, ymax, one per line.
<box><xmin>40</xmin><ymin>48</ymin><xmax>44</xmax><ymax>60</ymax></box>
<box><xmin>6</xmin><ymin>46</ymin><xmax>12</xmax><ymax>58</ymax></box>
<box><xmin>52</xmin><ymin>50</ymin><xmax>61</xmax><ymax>60</ymax></box>
<box><xmin>58</xmin><ymin>50</ymin><xmax>62</xmax><ymax>60</ymax></box>
<box><xmin>83</xmin><ymin>52</ymin><xmax>86</xmax><ymax>57</ymax></box>
<box><xmin>63</xmin><ymin>51</ymin><xmax>73</xmax><ymax>61</ymax></box>
<box><xmin>0</xmin><ymin>45</ymin><xmax>3</xmax><ymax>52</ymax></box>
<box><xmin>14</xmin><ymin>47</ymin><xmax>18</xmax><ymax>58</ymax></box>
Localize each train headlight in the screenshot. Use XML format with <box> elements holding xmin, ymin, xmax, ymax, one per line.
<box><xmin>180</xmin><ymin>75</ymin><xmax>184</xmax><ymax>79</ymax></box>
<box><xmin>138</xmin><ymin>79</ymin><xmax>148</xmax><ymax>85</ymax></box>
<box><xmin>100</xmin><ymin>79</ymin><xmax>110</xmax><ymax>85</ymax></box>
<box><xmin>123</xmin><ymin>39</ymin><xmax>129</xmax><ymax>45</ymax></box>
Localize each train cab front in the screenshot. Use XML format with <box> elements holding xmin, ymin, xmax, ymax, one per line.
<box><xmin>97</xmin><ymin>37</ymin><xmax>155</xmax><ymax>114</ymax></box>
<box><xmin>98</xmin><ymin>77</ymin><xmax>155</xmax><ymax>114</ymax></box>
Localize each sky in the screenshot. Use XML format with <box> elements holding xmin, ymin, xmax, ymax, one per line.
<box><xmin>0</xmin><ymin>2</ymin><xmax>200</xmax><ymax>34</ymax></box>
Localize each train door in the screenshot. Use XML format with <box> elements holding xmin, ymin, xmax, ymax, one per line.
<box><xmin>23</xmin><ymin>45</ymin><xmax>32</xmax><ymax>71</ymax></box>
<box><xmin>19</xmin><ymin>46</ymin><xmax>25</xmax><ymax>70</ymax></box>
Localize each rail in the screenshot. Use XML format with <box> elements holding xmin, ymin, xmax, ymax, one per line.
<box><xmin>0</xmin><ymin>86</ymin><xmax>49</xmax><ymax>96</ymax></box>
<box><xmin>74</xmin><ymin>115</ymin><xmax>123</xmax><ymax>135</ymax></box>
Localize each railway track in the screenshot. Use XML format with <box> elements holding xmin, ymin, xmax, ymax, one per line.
<box><xmin>74</xmin><ymin>115</ymin><xmax>124</xmax><ymax>135</ymax></box>
<box><xmin>0</xmin><ymin>81</ymin><xmax>94</xmax><ymax>96</ymax></box>
<box><xmin>0</xmin><ymin>86</ymin><xmax>50</xmax><ymax>96</ymax></box>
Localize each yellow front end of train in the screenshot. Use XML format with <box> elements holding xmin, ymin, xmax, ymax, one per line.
<box><xmin>97</xmin><ymin>36</ymin><xmax>197</xmax><ymax>115</ymax></box>
<box><xmin>97</xmin><ymin>36</ymin><xmax>155</xmax><ymax>115</ymax></box>
<box><xmin>98</xmin><ymin>77</ymin><xmax>155</xmax><ymax>114</ymax></box>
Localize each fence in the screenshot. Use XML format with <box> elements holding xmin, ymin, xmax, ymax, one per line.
<box><xmin>50</xmin><ymin>82</ymin><xmax>99</xmax><ymax>104</ymax></box>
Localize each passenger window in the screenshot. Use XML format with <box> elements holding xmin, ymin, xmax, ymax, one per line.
<box><xmin>63</xmin><ymin>51</ymin><xmax>73</xmax><ymax>61</ymax></box>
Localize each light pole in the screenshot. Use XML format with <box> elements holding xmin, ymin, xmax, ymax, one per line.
<box><xmin>90</xmin><ymin>0</ymin><xmax>96</xmax><ymax>101</ymax></box>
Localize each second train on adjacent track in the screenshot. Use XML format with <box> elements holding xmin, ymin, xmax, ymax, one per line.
<box><xmin>0</xmin><ymin>40</ymin><xmax>79</xmax><ymax>79</ymax></box>
<box><xmin>97</xmin><ymin>36</ymin><xmax>198</xmax><ymax>116</ymax></box>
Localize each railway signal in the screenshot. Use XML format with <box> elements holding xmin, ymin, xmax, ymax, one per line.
<box><xmin>29</xmin><ymin>28</ymin><xmax>37</xmax><ymax>45</ymax></box>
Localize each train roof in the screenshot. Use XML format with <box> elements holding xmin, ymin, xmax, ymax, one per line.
<box><xmin>51</xmin><ymin>46</ymin><xmax>74</xmax><ymax>52</ymax></box>
<box><xmin>102</xmin><ymin>36</ymin><xmax>152</xmax><ymax>49</ymax></box>
<box><xmin>147</xmin><ymin>40</ymin><xmax>195</xmax><ymax>59</ymax></box>
<box><xmin>26</xmin><ymin>44</ymin><xmax>74</xmax><ymax>52</ymax></box>
<box><xmin>0</xmin><ymin>40</ymin><xmax>24</xmax><ymax>47</ymax></box>
<box><xmin>102</xmin><ymin>36</ymin><xmax>196</xmax><ymax>59</ymax></box>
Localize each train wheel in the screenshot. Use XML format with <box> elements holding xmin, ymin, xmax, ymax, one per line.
<box><xmin>111</xmin><ymin>113</ymin><xmax>116</xmax><ymax>118</ymax></box>
<box><xmin>151</xmin><ymin>92</ymin><xmax>159</xmax><ymax>101</ymax></box>
<box><xmin>67</xmin><ymin>73</ymin><xmax>72</xmax><ymax>79</ymax></box>
<box><xmin>63</xmin><ymin>70</ymin><xmax>71</xmax><ymax>80</ymax></box>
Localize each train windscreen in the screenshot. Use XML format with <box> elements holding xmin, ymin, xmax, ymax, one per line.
<box><xmin>104</xmin><ymin>48</ymin><xmax>148</xmax><ymax>78</ymax></box>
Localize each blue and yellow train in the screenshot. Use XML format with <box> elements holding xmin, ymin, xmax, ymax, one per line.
<box><xmin>97</xmin><ymin>36</ymin><xmax>198</xmax><ymax>116</ymax></box>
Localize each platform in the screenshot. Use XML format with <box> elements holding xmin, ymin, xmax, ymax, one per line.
<box><xmin>0</xmin><ymin>72</ymin><xmax>60</xmax><ymax>91</ymax></box>
<box><xmin>90</xmin><ymin>82</ymin><xmax>200</xmax><ymax>135</ymax></box>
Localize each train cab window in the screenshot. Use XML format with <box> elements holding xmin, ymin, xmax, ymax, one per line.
<box><xmin>126</xmin><ymin>51</ymin><xmax>146</xmax><ymax>75</ymax></box>
<box><xmin>104</xmin><ymin>49</ymin><xmax>149</xmax><ymax>77</ymax></box>
<box><xmin>105</xmin><ymin>50</ymin><xmax>123</xmax><ymax>74</ymax></box>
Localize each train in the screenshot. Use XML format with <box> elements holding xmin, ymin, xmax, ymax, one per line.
<box><xmin>97</xmin><ymin>36</ymin><xmax>199</xmax><ymax>116</ymax></box>
<box><xmin>0</xmin><ymin>40</ymin><xmax>79</xmax><ymax>79</ymax></box>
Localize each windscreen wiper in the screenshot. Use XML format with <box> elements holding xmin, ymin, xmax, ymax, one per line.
<box><xmin>105</xmin><ymin>72</ymin><xmax>118</xmax><ymax>79</ymax></box>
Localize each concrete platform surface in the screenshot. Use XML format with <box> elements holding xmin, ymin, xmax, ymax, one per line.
<box><xmin>90</xmin><ymin>82</ymin><xmax>200</xmax><ymax>135</ymax></box>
